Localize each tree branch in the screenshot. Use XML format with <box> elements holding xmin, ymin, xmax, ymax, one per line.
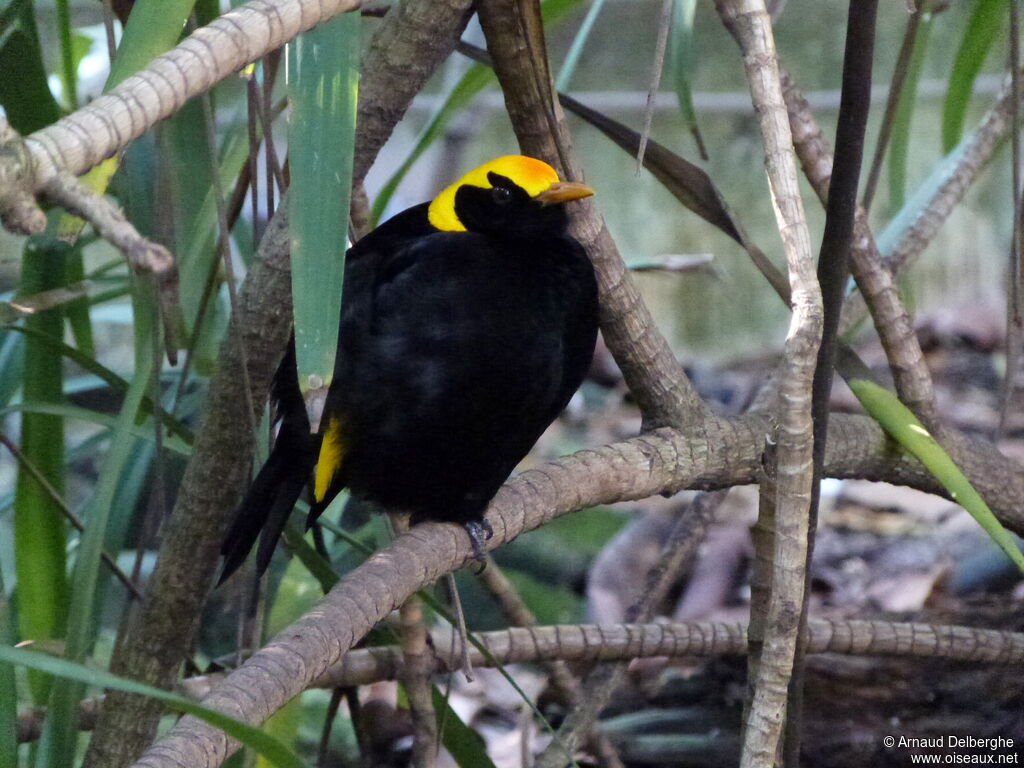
<box><xmin>714</xmin><ymin>1</ymin><xmax>823</xmax><ymax>765</ymax></box>
<box><xmin>82</xmin><ymin>2</ymin><xmax>475</xmax><ymax>765</ymax></box>
<box><xmin>127</xmin><ymin>413</ymin><xmax>1023</xmax><ymax>768</ymax></box>
<box><xmin>23</xmin><ymin>0</ymin><xmax>361</xmax><ymax>187</ymax></box>
<box><xmin>476</xmin><ymin>0</ymin><xmax>706</xmax><ymax>430</ymax></box>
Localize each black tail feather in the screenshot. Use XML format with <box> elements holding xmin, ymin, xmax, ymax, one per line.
<box><xmin>218</xmin><ymin>430</ymin><xmax>313</xmax><ymax>584</ymax></box>
<box><xmin>218</xmin><ymin>341</ymin><xmax>318</xmax><ymax>585</ymax></box>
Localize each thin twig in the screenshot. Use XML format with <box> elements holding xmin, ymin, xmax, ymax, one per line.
<box><xmin>793</xmin><ymin>3</ymin><xmax>879</xmax><ymax>762</ymax></box>
<box><xmin>476</xmin><ymin>557</ymin><xmax>626</xmax><ymax>768</ymax></box>
<box><xmin>317</xmin><ymin>688</ymin><xmax>345</xmax><ymax>768</ymax></box>
<box><xmin>637</xmin><ymin>0</ymin><xmax>674</xmax><ymax>171</ymax></box>
<box><xmin>781</xmin><ymin>68</ymin><xmax>939</xmax><ymax>425</ymax></box>
<box><xmin>862</xmin><ymin>1</ymin><xmax>924</xmax><ymax>214</ymax></box>
<box><xmin>0</xmin><ymin>431</ymin><xmax>143</xmax><ymax>600</ymax></box>
<box><xmin>19</xmin><ymin>616</ymin><xmax>1024</xmax><ymax>744</ymax></box>
<box><xmin>532</xmin><ymin>491</ymin><xmax>726</xmax><ymax>768</ymax></box>
<box><xmin>393</xmin><ymin>517</ymin><xmax>437</xmax><ymax>768</ymax></box>
<box><xmin>998</xmin><ymin>0</ymin><xmax>1023</xmax><ymax>441</ymax></box>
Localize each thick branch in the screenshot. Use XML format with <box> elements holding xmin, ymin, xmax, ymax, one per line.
<box><xmin>781</xmin><ymin>68</ymin><xmax>938</xmax><ymax>424</ymax></box>
<box><xmin>476</xmin><ymin>0</ymin><xmax>705</xmax><ymax>430</ymax></box>
<box><xmin>20</xmin><ymin>617</ymin><xmax>1024</xmax><ymax>744</ymax></box>
<box><xmin>716</xmin><ymin>2</ymin><xmax>822</xmax><ymax>765</ymax></box>
<box><xmin>24</xmin><ymin>0</ymin><xmax>362</xmax><ymax>186</ymax></box>
<box><xmin>129</xmin><ymin>413</ymin><xmax>1024</xmax><ymax>768</ymax></box>
<box><xmin>83</xmin><ymin>2</ymin><xmax>475</xmax><ymax>766</ymax></box>
<box><xmin>840</xmin><ymin>68</ymin><xmax>1022</xmax><ymax>333</ymax></box>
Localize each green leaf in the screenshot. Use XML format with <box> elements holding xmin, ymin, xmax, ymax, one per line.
<box><xmin>63</xmin><ymin>249</ymin><xmax>94</xmax><ymax>359</ymax></box>
<box><xmin>887</xmin><ymin>8</ymin><xmax>933</xmax><ymax>213</ymax></box>
<box><xmin>849</xmin><ymin>377</ymin><xmax>1024</xmax><ymax>573</ymax></box>
<box><xmin>281</xmin><ymin>521</ymin><xmax>339</xmax><ymax>593</ymax></box>
<box><xmin>253</xmin><ymin>555</ymin><xmax>324</xmax><ymax>768</ymax></box>
<box><xmin>54</xmin><ymin>0</ymin><xmax>78</xmax><ymax>109</ymax></box>
<box><xmin>14</xmin><ymin>237</ymin><xmax>70</xmax><ymax>704</ymax></box>
<box><xmin>176</xmin><ymin>118</ymin><xmax>251</xmax><ymax>347</ymax></box>
<box><xmin>371</xmin><ymin>63</ymin><xmax>495</xmax><ymax>225</ymax></box>
<box><xmin>432</xmin><ymin>687</ymin><xmax>497</xmax><ymax>768</ymax></box>
<box><xmin>875</xmin><ymin>120</ymin><xmax>1007</xmax><ymax>260</ymax></box>
<box><xmin>2</xmin><ymin>325</ymin><xmax>194</xmax><ymax>445</ymax></box>
<box><xmin>0</xmin><ymin>0</ymin><xmax>63</xmax><ymax>133</ymax></box>
<box><xmin>0</xmin><ymin>568</ymin><xmax>18</xmax><ymax>768</ymax></box>
<box><xmin>106</xmin><ymin>0</ymin><xmax>200</xmax><ymax>89</ymax></box>
<box><xmin>287</xmin><ymin>11</ymin><xmax>360</xmax><ymax>396</ymax></box>
<box><xmin>668</xmin><ymin>0</ymin><xmax>704</xmax><ymax>155</ymax></box>
<box><xmin>0</xmin><ymin>330</ymin><xmax>25</xmax><ymax>409</ymax></box>
<box><xmin>162</xmin><ymin>98</ymin><xmax>217</xmax><ymax>330</ymax></box>
<box><xmin>555</xmin><ymin>0</ymin><xmax>609</xmax><ymax>92</ymax></box>
<box><xmin>35</xmin><ymin>277</ymin><xmax>161</xmax><ymax>768</ymax></box>
<box><xmin>0</xmin><ymin>646</ymin><xmax>309</xmax><ymax>768</ymax></box>
<box><xmin>0</xmin><ymin>403</ymin><xmax>191</xmax><ymax>457</ymax></box>
<box><xmin>941</xmin><ymin>0</ymin><xmax>1004</xmax><ymax>153</ymax></box>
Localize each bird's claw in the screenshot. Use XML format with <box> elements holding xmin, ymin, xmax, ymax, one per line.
<box><xmin>462</xmin><ymin>520</ymin><xmax>493</xmax><ymax>571</ymax></box>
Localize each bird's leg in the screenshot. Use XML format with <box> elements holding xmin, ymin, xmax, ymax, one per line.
<box><xmin>462</xmin><ymin>520</ymin><xmax>493</xmax><ymax>567</ymax></box>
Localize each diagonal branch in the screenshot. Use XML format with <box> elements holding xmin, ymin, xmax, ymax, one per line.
<box><xmin>23</xmin><ymin>0</ymin><xmax>361</xmax><ymax>187</ymax></box>
<box><xmin>82</xmin><ymin>2</ymin><xmax>475</xmax><ymax>766</ymax></box>
<box><xmin>476</xmin><ymin>0</ymin><xmax>706</xmax><ymax>430</ymax></box>
<box><xmin>782</xmin><ymin>69</ymin><xmax>938</xmax><ymax>425</ymax></box>
<box><xmin>127</xmin><ymin>413</ymin><xmax>1024</xmax><ymax>768</ymax></box>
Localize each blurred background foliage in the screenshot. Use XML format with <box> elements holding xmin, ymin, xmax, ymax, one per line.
<box><xmin>0</xmin><ymin>0</ymin><xmax>1017</xmax><ymax>765</ymax></box>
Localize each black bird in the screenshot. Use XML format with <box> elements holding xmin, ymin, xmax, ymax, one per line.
<box><xmin>220</xmin><ymin>155</ymin><xmax>599</xmax><ymax>581</ymax></box>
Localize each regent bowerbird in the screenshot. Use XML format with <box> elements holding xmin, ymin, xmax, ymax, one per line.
<box><xmin>220</xmin><ymin>154</ymin><xmax>599</xmax><ymax>582</ymax></box>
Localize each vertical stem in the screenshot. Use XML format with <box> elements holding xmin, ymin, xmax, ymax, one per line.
<box><xmin>792</xmin><ymin>0</ymin><xmax>878</xmax><ymax>764</ymax></box>
<box><xmin>998</xmin><ymin>0</ymin><xmax>1023</xmax><ymax>440</ymax></box>
<box><xmin>55</xmin><ymin>0</ymin><xmax>79</xmax><ymax>110</ymax></box>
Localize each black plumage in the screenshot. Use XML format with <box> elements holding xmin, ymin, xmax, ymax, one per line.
<box><xmin>220</xmin><ymin>156</ymin><xmax>599</xmax><ymax>581</ymax></box>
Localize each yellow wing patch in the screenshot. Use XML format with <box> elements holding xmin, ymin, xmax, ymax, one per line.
<box><xmin>428</xmin><ymin>155</ymin><xmax>561</xmax><ymax>232</ymax></box>
<box><xmin>314</xmin><ymin>417</ymin><xmax>345</xmax><ymax>503</ymax></box>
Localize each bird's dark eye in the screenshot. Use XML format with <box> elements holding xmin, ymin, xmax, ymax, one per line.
<box><xmin>491</xmin><ymin>185</ymin><xmax>512</xmax><ymax>205</ymax></box>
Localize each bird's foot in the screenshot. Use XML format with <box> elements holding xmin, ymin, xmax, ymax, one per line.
<box><xmin>462</xmin><ymin>520</ymin><xmax>493</xmax><ymax>570</ymax></box>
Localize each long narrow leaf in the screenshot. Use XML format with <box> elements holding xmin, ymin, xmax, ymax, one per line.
<box><xmin>0</xmin><ymin>330</ymin><xmax>25</xmax><ymax>409</ymax></box>
<box><xmin>432</xmin><ymin>687</ymin><xmax>498</xmax><ymax>768</ymax></box>
<box><xmin>163</xmin><ymin>98</ymin><xmax>217</xmax><ymax>332</ymax></box>
<box><xmin>35</xmin><ymin>278</ymin><xmax>161</xmax><ymax>768</ymax></box>
<box><xmin>558</xmin><ymin>93</ymin><xmax>742</xmax><ymax>242</ymax></box>
<box><xmin>0</xmin><ymin>646</ymin><xmax>308</xmax><ymax>768</ymax></box>
<box><xmin>887</xmin><ymin>8</ymin><xmax>934</xmax><ymax>214</ymax></box>
<box><xmin>849</xmin><ymin>377</ymin><xmax>1024</xmax><ymax>572</ymax></box>
<box><xmin>177</xmin><ymin>120</ymin><xmax>251</xmax><ymax>342</ymax></box>
<box><xmin>875</xmin><ymin>121</ymin><xmax>1006</xmax><ymax>260</ymax></box>
<box><xmin>0</xmin><ymin>569</ymin><xmax>17</xmax><ymax>768</ymax></box>
<box><xmin>0</xmin><ymin>403</ymin><xmax>191</xmax><ymax>456</ymax></box>
<box><xmin>668</xmin><ymin>0</ymin><xmax>705</xmax><ymax>157</ymax></box>
<box><xmin>63</xmin><ymin>251</ymin><xmax>94</xmax><ymax>359</ymax></box>
<box><xmin>105</xmin><ymin>0</ymin><xmax>199</xmax><ymax>89</ymax></box>
<box><xmin>2</xmin><ymin>325</ymin><xmax>194</xmax><ymax>444</ymax></box>
<box><xmin>941</xmin><ymin>0</ymin><xmax>1004</xmax><ymax>152</ymax></box>
<box><xmin>555</xmin><ymin>0</ymin><xmax>608</xmax><ymax>91</ymax></box>
<box><xmin>371</xmin><ymin>63</ymin><xmax>495</xmax><ymax>225</ymax></box>
<box><xmin>0</xmin><ymin>0</ymin><xmax>63</xmax><ymax>133</ymax></box>
<box><xmin>54</xmin><ymin>0</ymin><xmax>77</xmax><ymax>109</ymax></box>
<box><xmin>288</xmin><ymin>11</ymin><xmax>360</xmax><ymax>398</ymax></box>
<box><xmin>14</xmin><ymin>238</ymin><xmax>70</xmax><ymax>705</ymax></box>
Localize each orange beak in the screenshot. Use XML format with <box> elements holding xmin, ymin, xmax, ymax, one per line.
<box><xmin>533</xmin><ymin>181</ymin><xmax>595</xmax><ymax>205</ymax></box>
